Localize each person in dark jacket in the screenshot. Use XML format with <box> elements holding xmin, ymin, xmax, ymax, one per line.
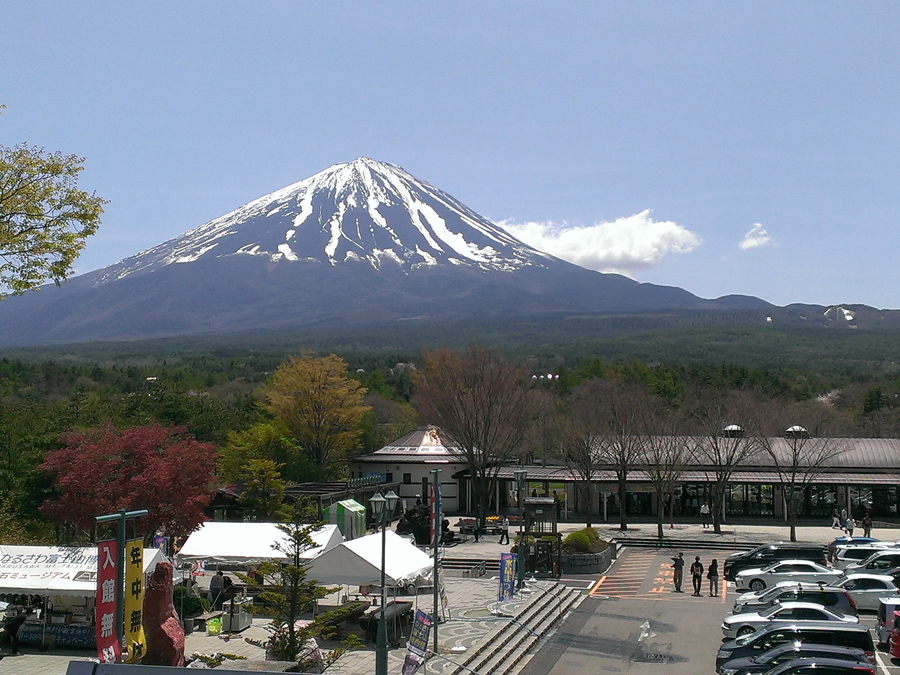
<box><xmin>707</xmin><ymin>559</ymin><xmax>719</xmax><ymax>597</ymax></box>
<box><xmin>2</xmin><ymin>607</ymin><xmax>31</xmax><ymax>656</ymax></box>
<box><xmin>690</xmin><ymin>556</ymin><xmax>704</xmax><ymax>596</ymax></box>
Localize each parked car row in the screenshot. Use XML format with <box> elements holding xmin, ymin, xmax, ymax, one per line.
<box><xmin>714</xmin><ymin>539</ymin><xmax>900</xmax><ymax>675</ymax></box>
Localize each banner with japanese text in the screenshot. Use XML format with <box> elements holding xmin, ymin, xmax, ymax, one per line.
<box><xmin>96</xmin><ymin>539</ymin><xmax>121</xmax><ymax>663</ymax></box>
<box><xmin>401</xmin><ymin>609</ymin><xmax>432</xmax><ymax>675</ymax></box>
<box><xmin>498</xmin><ymin>552</ymin><xmax>515</xmax><ymax>601</ymax></box>
<box><xmin>123</xmin><ymin>538</ymin><xmax>146</xmax><ymax>663</ymax></box>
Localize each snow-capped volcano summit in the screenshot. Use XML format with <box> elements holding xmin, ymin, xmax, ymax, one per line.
<box><xmin>0</xmin><ymin>158</ymin><xmax>769</xmax><ymax>345</ymax></box>
<box><xmin>99</xmin><ymin>158</ymin><xmax>547</xmax><ymax>285</ymax></box>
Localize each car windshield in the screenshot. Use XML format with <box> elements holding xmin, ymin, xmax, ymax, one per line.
<box><xmin>735</xmin><ymin>628</ymin><xmax>765</xmax><ymax>645</ymax></box>
<box><xmin>760</xmin><ymin>586</ymin><xmax>788</xmax><ymax>601</ymax></box>
<box><xmin>759</xmin><ymin>604</ymin><xmax>784</xmax><ymax>618</ymax></box>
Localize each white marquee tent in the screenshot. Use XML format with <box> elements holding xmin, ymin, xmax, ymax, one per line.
<box><xmin>175</xmin><ymin>522</ymin><xmax>343</xmax><ymax>566</ymax></box>
<box><xmin>0</xmin><ymin>545</ymin><xmax>166</xmax><ymax>597</ymax></box>
<box><xmin>305</xmin><ymin>530</ymin><xmax>433</xmax><ymax>587</ymax></box>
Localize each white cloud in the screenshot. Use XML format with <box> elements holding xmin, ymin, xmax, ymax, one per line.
<box><xmin>740</xmin><ymin>223</ymin><xmax>773</xmax><ymax>250</ymax></box>
<box><xmin>499</xmin><ymin>209</ymin><xmax>700</xmax><ymax>275</ymax></box>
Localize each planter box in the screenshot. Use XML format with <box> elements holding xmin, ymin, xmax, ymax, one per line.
<box><xmin>560</xmin><ymin>549</ymin><xmax>615</xmax><ymax>575</ymax></box>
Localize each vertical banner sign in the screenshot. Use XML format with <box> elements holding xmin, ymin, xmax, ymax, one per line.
<box><xmin>437</xmin><ymin>567</ymin><xmax>449</xmax><ymax>616</ymax></box>
<box><xmin>96</xmin><ymin>540</ymin><xmax>121</xmax><ymax>664</ymax></box>
<box><xmin>429</xmin><ymin>480</ymin><xmax>442</xmax><ymax>544</ymax></box>
<box><xmin>123</xmin><ymin>539</ymin><xmax>146</xmax><ymax>663</ymax></box>
<box><xmin>401</xmin><ymin>609</ymin><xmax>433</xmax><ymax>675</ymax></box>
<box><xmin>498</xmin><ymin>552</ymin><xmax>516</xmax><ymax>601</ymax></box>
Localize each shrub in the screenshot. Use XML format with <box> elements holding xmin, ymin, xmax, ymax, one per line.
<box><xmin>562</xmin><ymin>530</ymin><xmax>592</xmax><ymax>554</ymax></box>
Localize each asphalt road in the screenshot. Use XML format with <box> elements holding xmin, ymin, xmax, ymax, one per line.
<box><xmin>523</xmin><ymin>547</ymin><xmax>900</xmax><ymax>675</ymax></box>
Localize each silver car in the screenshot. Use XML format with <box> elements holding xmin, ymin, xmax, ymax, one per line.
<box><xmin>734</xmin><ymin>560</ymin><xmax>843</xmax><ymax>592</ymax></box>
<box><xmin>721</xmin><ymin>601</ymin><xmax>859</xmax><ymax>639</ymax></box>
<box><xmin>833</xmin><ymin>574</ymin><xmax>898</xmax><ymax>611</ymax></box>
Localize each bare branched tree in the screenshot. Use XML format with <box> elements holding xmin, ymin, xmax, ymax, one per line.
<box><xmin>560</xmin><ymin>409</ymin><xmax>601</xmax><ymax>528</ymax></box>
<box><xmin>753</xmin><ymin>404</ymin><xmax>848</xmax><ymax>542</ymax></box>
<box><xmin>413</xmin><ymin>345</ymin><xmax>533</xmax><ymax>527</ymax></box>
<box><xmin>642</xmin><ymin>409</ymin><xmax>688</xmax><ymax>540</ymax></box>
<box><xmin>686</xmin><ymin>391</ymin><xmax>760</xmax><ymax>534</ymax></box>
<box><xmin>574</xmin><ymin>378</ymin><xmax>652</xmax><ymax>531</ymax></box>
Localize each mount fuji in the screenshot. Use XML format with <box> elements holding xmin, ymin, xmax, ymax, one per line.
<box><xmin>0</xmin><ymin>158</ymin><xmax>769</xmax><ymax>345</ymax></box>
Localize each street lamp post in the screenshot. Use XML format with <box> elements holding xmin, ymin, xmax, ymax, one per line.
<box><xmin>370</xmin><ymin>489</ymin><xmax>398</xmax><ymax>675</ymax></box>
<box><xmin>513</xmin><ymin>468</ymin><xmax>527</xmax><ymax>591</ymax></box>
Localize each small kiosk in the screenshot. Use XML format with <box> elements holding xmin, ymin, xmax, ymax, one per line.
<box><xmin>521</xmin><ymin>497</ymin><xmax>562</xmax><ymax>578</ymax></box>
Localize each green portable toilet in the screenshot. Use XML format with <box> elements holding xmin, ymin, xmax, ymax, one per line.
<box><xmin>324</xmin><ymin>499</ymin><xmax>367</xmax><ymax>540</ymax></box>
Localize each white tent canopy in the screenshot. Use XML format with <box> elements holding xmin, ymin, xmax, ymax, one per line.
<box><xmin>175</xmin><ymin>522</ymin><xmax>343</xmax><ymax>566</ymax></box>
<box><xmin>0</xmin><ymin>545</ymin><xmax>166</xmax><ymax>597</ymax></box>
<box><xmin>305</xmin><ymin>530</ymin><xmax>433</xmax><ymax>587</ymax></box>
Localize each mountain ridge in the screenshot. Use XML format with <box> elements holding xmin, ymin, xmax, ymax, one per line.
<box><xmin>0</xmin><ymin>157</ymin><xmax>775</xmax><ymax>345</ymax></box>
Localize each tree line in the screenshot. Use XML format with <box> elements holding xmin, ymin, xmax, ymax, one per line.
<box><xmin>2</xmin><ymin>341</ymin><xmax>900</xmax><ymax>545</ymax></box>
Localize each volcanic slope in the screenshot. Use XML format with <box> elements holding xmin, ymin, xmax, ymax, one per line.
<box><xmin>0</xmin><ymin>158</ymin><xmax>768</xmax><ymax>344</ymax></box>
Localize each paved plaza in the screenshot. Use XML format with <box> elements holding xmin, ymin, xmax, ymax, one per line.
<box><xmin>2</xmin><ymin>518</ymin><xmax>899</xmax><ymax>674</ymax></box>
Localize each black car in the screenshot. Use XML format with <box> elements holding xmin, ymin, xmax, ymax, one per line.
<box><xmin>761</xmin><ymin>657</ymin><xmax>875</xmax><ymax>674</ymax></box>
<box><xmin>715</xmin><ymin>622</ymin><xmax>875</xmax><ymax>671</ymax></box>
<box><xmin>724</xmin><ymin>544</ymin><xmax>828</xmax><ymax>581</ymax></box>
<box><xmin>718</xmin><ymin>642</ymin><xmax>869</xmax><ymax>675</ymax></box>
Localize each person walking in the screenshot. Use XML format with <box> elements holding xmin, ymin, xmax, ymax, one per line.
<box><xmin>499</xmin><ymin>515</ymin><xmax>510</xmax><ymax>545</ymax></box>
<box><xmin>700</xmin><ymin>502</ymin><xmax>711</xmax><ymax>529</ymax></box>
<box><xmin>690</xmin><ymin>556</ymin><xmax>704</xmax><ymax>596</ymax></box>
<box><xmin>671</xmin><ymin>552</ymin><xmax>684</xmax><ymax>592</ymax></box>
<box><xmin>831</xmin><ymin>507</ymin><xmax>841</xmax><ymax>529</ymax></box>
<box><xmin>208</xmin><ymin>569</ymin><xmax>225</xmax><ymax>611</ymax></box>
<box><xmin>707</xmin><ymin>559</ymin><xmax>719</xmax><ymax>597</ymax></box>
<box><xmin>840</xmin><ymin>507</ymin><xmax>848</xmax><ymax>532</ymax></box>
<box><xmin>846</xmin><ymin>516</ymin><xmax>855</xmax><ymax>537</ymax></box>
<box><xmin>862</xmin><ymin>513</ymin><xmax>873</xmax><ymax>538</ymax></box>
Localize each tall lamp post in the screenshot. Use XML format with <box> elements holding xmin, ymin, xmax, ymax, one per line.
<box><xmin>370</xmin><ymin>489</ymin><xmax>398</xmax><ymax>675</ymax></box>
<box><xmin>513</xmin><ymin>468</ymin><xmax>527</xmax><ymax>591</ymax></box>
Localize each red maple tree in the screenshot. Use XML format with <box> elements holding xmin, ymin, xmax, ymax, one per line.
<box><xmin>39</xmin><ymin>424</ymin><xmax>217</xmax><ymax>539</ymax></box>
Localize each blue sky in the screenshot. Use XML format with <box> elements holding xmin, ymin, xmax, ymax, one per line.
<box><xmin>2</xmin><ymin>3</ymin><xmax>898</xmax><ymax>308</ymax></box>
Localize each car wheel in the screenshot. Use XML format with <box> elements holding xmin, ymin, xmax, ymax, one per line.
<box><xmin>737</xmin><ymin>625</ymin><xmax>756</xmax><ymax>637</ymax></box>
<box><xmin>749</xmin><ymin>579</ymin><xmax>766</xmax><ymax>592</ymax></box>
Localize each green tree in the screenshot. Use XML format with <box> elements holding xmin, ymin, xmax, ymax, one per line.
<box><xmin>263</xmin><ymin>354</ymin><xmax>370</xmax><ymax>480</ymax></box>
<box><xmin>237</xmin><ymin>458</ymin><xmax>290</xmax><ymax>521</ymax></box>
<box><xmin>218</xmin><ymin>421</ymin><xmax>308</xmax><ymax>484</ymax></box>
<box><xmin>246</xmin><ymin>506</ymin><xmax>358</xmax><ymax>670</ymax></box>
<box><xmin>0</xmin><ymin>124</ymin><xmax>105</xmax><ymax>295</ymax></box>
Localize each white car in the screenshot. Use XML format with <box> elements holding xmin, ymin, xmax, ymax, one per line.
<box><xmin>734</xmin><ymin>559</ymin><xmax>844</xmax><ymax>592</ymax></box>
<box><xmin>721</xmin><ymin>601</ymin><xmax>859</xmax><ymax>639</ymax></box>
<box><xmin>833</xmin><ymin>574</ymin><xmax>899</xmax><ymax>610</ymax></box>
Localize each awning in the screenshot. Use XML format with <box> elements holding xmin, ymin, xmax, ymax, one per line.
<box><xmin>0</xmin><ymin>545</ymin><xmax>166</xmax><ymax>597</ymax></box>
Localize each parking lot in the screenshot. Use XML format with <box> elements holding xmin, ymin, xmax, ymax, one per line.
<box><xmin>525</xmin><ymin>546</ymin><xmax>900</xmax><ymax>675</ymax></box>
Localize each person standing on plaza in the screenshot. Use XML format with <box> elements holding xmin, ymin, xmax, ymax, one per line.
<box><xmin>700</xmin><ymin>502</ymin><xmax>711</xmax><ymax>529</ymax></box>
<box><xmin>840</xmin><ymin>507</ymin><xmax>848</xmax><ymax>531</ymax></box>
<box><xmin>690</xmin><ymin>556</ymin><xmax>704</xmax><ymax>596</ymax></box>
<box><xmin>831</xmin><ymin>507</ymin><xmax>841</xmax><ymax>529</ymax></box>
<box><xmin>707</xmin><ymin>559</ymin><xmax>719</xmax><ymax>597</ymax></box>
<box><xmin>671</xmin><ymin>552</ymin><xmax>684</xmax><ymax>592</ymax></box>
<box><xmin>862</xmin><ymin>513</ymin><xmax>873</xmax><ymax>537</ymax></box>
<box><xmin>499</xmin><ymin>515</ymin><xmax>510</xmax><ymax>545</ymax></box>
<box><xmin>846</xmin><ymin>516</ymin><xmax>855</xmax><ymax>537</ymax></box>
<box><xmin>208</xmin><ymin>569</ymin><xmax>225</xmax><ymax>611</ymax></box>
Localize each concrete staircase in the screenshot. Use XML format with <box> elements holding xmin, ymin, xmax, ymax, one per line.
<box><xmin>443</xmin><ymin>582</ymin><xmax>582</xmax><ymax>675</ymax></box>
